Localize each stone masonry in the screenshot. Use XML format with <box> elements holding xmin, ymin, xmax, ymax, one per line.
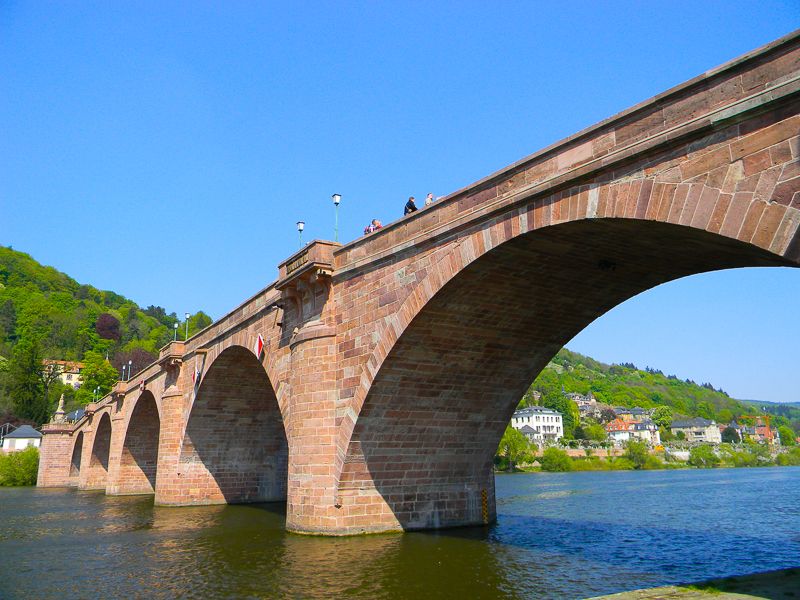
<box><xmin>38</xmin><ymin>32</ymin><xmax>800</xmax><ymax>535</ymax></box>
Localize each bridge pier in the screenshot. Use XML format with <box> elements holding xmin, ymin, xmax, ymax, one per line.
<box><xmin>36</xmin><ymin>423</ymin><xmax>75</xmax><ymax>488</ymax></box>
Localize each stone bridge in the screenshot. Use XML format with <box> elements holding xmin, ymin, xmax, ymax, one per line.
<box><xmin>38</xmin><ymin>32</ymin><xmax>800</xmax><ymax>535</ymax></box>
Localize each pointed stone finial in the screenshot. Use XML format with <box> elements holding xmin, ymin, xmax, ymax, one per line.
<box><xmin>52</xmin><ymin>393</ymin><xmax>66</xmax><ymax>423</ymax></box>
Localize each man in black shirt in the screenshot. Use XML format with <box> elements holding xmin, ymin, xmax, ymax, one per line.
<box><xmin>404</xmin><ymin>196</ymin><xmax>418</xmax><ymax>215</ymax></box>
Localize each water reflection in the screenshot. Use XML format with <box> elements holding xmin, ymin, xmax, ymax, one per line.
<box><xmin>1</xmin><ymin>468</ymin><xmax>799</xmax><ymax>599</ymax></box>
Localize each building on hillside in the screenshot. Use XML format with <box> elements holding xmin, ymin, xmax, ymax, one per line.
<box><xmin>670</xmin><ymin>418</ymin><xmax>722</xmax><ymax>444</ymax></box>
<box><xmin>605</xmin><ymin>418</ymin><xmax>632</xmax><ymax>445</ymax></box>
<box><xmin>510</xmin><ymin>406</ymin><xmax>563</xmax><ymax>444</ymax></box>
<box><xmin>614</xmin><ymin>407</ymin><xmax>650</xmax><ymax>422</ymax></box>
<box><xmin>742</xmin><ymin>424</ymin><xmax>777</xmax><ymax>444</ymax></box>
<box><xmin>43</xmin><ymin>360</ymin><xmax>85</xmax><ymax>389</ymax></box>
<box><xmin>1</xmin><ymin>425</ymin><xmax>42</xmax><ymax>452</ymax></box>
<box><xmin>605</xmin><ymin>418</ymin><xmax>661</xmax><ymax>446</ymax></box>
<box><xmin>632</xmin><ymin>420</ymin><xmax>661</xmax><ymax>446</ymax></box>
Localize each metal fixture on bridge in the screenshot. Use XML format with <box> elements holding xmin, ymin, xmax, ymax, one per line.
<box><xmin>297</xmin><ymin>221</ymin><xmax>305</xmax><ymax>247</ymax></box>
<box><xmin>173</xmin><ymin>322</ymin><xmax>179</xmax><ymax>341</ymax></box>
<box><xmin>332</xmin><ymin>193</ymin><xmax>341</xmax><ymax>242</ymax></box>
<box><xmin>185</xmin><ymin>312</ymin><xmax>190</xmax><ymax>340</ymax></box>
<box><xmin>127</xmin><ymin>360</ymin><xmax>132</xmax><ymax>381</ymax></box>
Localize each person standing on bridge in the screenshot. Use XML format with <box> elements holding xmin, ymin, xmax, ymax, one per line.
<box><xmin>425</xmin><ymin>192</ymin><xmax>434</xmax><ymax>206</ymax></box>
<box><xmin>404</xmin><ymin>196</ymin><xmax>418</xmax><ymax>215</ymax></box>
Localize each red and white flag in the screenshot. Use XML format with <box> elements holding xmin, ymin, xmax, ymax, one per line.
<box><xmin>254</xmin><ymin>334</ymin><xmax>264</xmax><ymax>358</ymax></box>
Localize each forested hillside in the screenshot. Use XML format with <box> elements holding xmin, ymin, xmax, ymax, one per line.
<box><xmin>0</xmin><ymin>246</ymin><xmax>212</xmax><ymax>422</ymax></box>
<box><xmin>523</xmin><ymin>348</ymin><xmax>800</xmax><ymax>437</ymax></box>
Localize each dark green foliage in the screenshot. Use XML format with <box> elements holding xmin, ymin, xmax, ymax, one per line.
<box><xmin>0</xmin><ymin>446</ymin><xmax>39</xmax><ymax>486</ymax></box>
<box><xmin>721</xmin><ymin>426</ymin><xmax>741</xmax><ymax>443</ymax></box>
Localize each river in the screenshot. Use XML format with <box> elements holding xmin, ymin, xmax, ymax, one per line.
<box><xmin>1</xmin><ymin>467</ymin><xmax>798</xmax><ymax>599</ymax></box>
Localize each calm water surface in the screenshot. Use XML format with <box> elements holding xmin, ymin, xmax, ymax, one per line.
<box><xmin>1</xmin><ymin>468</ymin><xmax>799</xmax><ymax>599</ymax></box>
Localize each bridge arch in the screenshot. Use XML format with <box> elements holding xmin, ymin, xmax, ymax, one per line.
<box><xmin>116</xmin><ymin>390</ymin><xmax>160</xmax><ymax>495</ymax></box>
<box><xmin>69</xmin><ymin>431</ymin><xmax>83</xmax><ymax>486</ymax></box>
<box><xmin>337</xmin><ymin>160</ymin><xmax>800</xmax><ymax>529</ymax></box>
<box><xmin>177</xmin><ymin>345</ymin><xmax>288</xmax><ymax>504</ymax></box>
<box><xmin>82</xmin><ymin>412</ymin><xmax>112</xmax><ymax>490</ymax></box>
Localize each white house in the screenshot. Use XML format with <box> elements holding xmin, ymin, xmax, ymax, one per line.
<box><xmin>1</xmin><ymin>425</ymin><xmax>42</xmax><ymax>452</ymax></box>
<box><xmin>511</xmin><ymin>406</ymin><xmax>564</xmax><ymax>444</ymax></box>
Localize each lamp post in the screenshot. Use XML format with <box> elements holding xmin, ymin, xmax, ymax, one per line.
<box><xmin>128</xmin><ymin>359</ymin><xmax>133</xmax><ymax>381</ymax></box>
<box><xmin>332</xmin><ymin>193</ymin><xmax>341</xmax><ymax>242</ymax></box>
<box><xmin>185</xmin><ymin>312</ymin><xmax>190</xmax><ymax>340</ymax></box>
<box><xmin>94</xmin><ymin>386</ymin><xmax>100</xmax><ymax>402</ymax></box>
<box><xmin>173</xmin><ymin>322</ymin><xmax>179</xmax><ymax>341</ymax></box>
<box><xmin>121</xmin><ymin>364</ymin><xmax>127</xmax><ymax>381</ymax></box>
<box><xmin>297</xmin><ymin>221</ymin><xmax>305</xmax><ymax>247</ymax></box>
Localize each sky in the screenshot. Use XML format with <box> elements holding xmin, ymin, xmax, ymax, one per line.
<box><xmin>1</xmin><ymin>2</ymin><xmax>799</xmax><ymax>403</ymax></box>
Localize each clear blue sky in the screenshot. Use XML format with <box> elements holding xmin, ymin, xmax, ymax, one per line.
<box><xmin>2</xmin><ymin>2</ymin><xmax>799</xmax><ymax>403</ymax></box>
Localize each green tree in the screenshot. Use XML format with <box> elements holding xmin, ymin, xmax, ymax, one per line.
<box><xmin>541</xmin><ymin>392</ymin><xmax>579</xmax><ymax>438</ymax></box>
<box><xmin>652</xmin><ymin>406</ymin><xmax>673</xmax><ymax>429</ymax></box>
<box><xmin>496</xmin><ymin>426</ymin><xmax>536</xmax><ymax>472</ymax></box>
<box><xmin>721</xmin><ymin>426</ymin><xmax>741</xmax><ymax>444</ymax></box>
<box><xmin>624</xmin><ymin>439</ymin><xmax>650</xmax><ymax>469</ymax></box>
<box><xmin>539</xmin><ymin>447</ymin><xmax>573</xmax><ymax>472</ymax></box>
<box><xmin>5</xmin><ymin>336</ymin><xmax>51</xmax><ymax>424</ymax></box>
<box><xmin>689</xmin><ymin>445</ymin><xmax>720</xmax><ymax>468</ymax></box>
<box><xmin>584</xmin><ymin>423</ymin><xmax>607</xmax><ymax>442</ymax></box>
<box><xmin>778</xmin><ymin>425</ymin><xmax>796</xmax><ymax>446</ymax></box>
<box><xmin>74</xmin><ymin>351</ymin><xmax>119</xmax><ymax>406</ymax></box>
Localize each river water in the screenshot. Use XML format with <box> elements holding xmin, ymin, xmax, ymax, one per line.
<box><xmin>1</xmin><ymin>467</ymin><xmax>798</xmax><ymax>599</ymax></box>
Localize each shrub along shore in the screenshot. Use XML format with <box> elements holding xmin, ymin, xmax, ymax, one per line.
<box><xmin>0</xmin><ymin>447</ymin><xmax>39</xmax><ymax>486</ymax></box>
<box><xmin>496</xmin><ymin>441</ymin><xmax>800</xmax><ymax>473</ymax></box>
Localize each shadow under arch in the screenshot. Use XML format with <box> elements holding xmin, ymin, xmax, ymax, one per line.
<box><xmin>118</xmin><ymin>390</ymin><xmax>160</xmax><ymax>494</ymax></box>
<box><xmin>69</xmin><ymin>431</ymin><xmax>83</xmax><ymax>485</ymax></box>
<box><xmin>178</xmin><ymin>345</ymin><xmax>288</xmax><ymax>504</ymax></box>
<box><xmin>340</xmin><ymin>217</ymin><xmax>798</xmax><ymax>530</ymax></box>
<box><xmin>84</xmin><ymin>412</ymin><xmax>112</xmax><ymax>490</ymax></box>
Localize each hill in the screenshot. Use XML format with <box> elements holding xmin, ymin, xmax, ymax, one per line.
<box><xmin>0</xmin><ymin>245</ymin><xmax>212</xmax><ymax>421</ymax></box>
<box><xmin>524</xmin><ymin>348</ymin><xmax>800</xmax><ymax>436</ymax></box>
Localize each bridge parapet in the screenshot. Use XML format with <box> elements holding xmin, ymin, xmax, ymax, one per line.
<box><xmin>334</xmin><ymin>30</ymin><xmax>800</xmax><ymax>275</ymax></box>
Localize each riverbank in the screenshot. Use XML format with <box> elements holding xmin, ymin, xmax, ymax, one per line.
<box><xmin>589</xmin><ymin>567</ymin><xmax>800</xmax><ymax>599</ymax></box>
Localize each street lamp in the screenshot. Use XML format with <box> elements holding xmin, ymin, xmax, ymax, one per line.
<box><xmin>173</xmin><ymin>322</ymin><xmax>179</xmax><ymax>341</ymax></box>
<box><xmin>128</xmin><ymin>359</ymin><xmax>133</xmax><ymax>381</ymax></box>
<box><xmin>185</xmin><ymin>312</ymin><xmax>190</xmax><ymax>340</ymax></box>
<box><xmin>332</xmin><ymin>193</ymin><xmax>341</xmax><ymax>242</ymax></box>
<box><xmin>94</xmin><ymin>386</ymin><xmax>100</xmax><ymax>402</ymax></box>
<box><xmin>121</xmin><ymin>364</ymin><xmax>127</xmax><ymax>381</ymax></box>
<box><xmin>297</xmin><ymin>221</ymin><xmax>305</xmax><ymax>247</ymax></box>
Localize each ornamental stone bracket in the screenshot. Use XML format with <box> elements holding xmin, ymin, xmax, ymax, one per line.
<box><xmin>276</xmin><ymin>240</ymin><xmax>340</xmax><ymax>341</ymax></box>
<box><xmin>158</xmin><ymin>341</ymin><xmax>185</xmax><ymax>373</ymax></box>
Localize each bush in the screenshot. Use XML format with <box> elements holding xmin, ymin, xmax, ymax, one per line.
<box><xmin>643</xmin><ymin>455</ymin><xmax>664</xmax><ymax>470</ymax></box>
<box><xmin>0</xmin><ymin>446</ymin><xmax>40</xmax><ymax>486</ymax></box>
<box><xmin>688</xmin><ymin>444</ymin><xmax>720</xmax><ymax>468</ymax></box>
<box><xmin>775</xmin><ymin>447</ymin><xmax>800</xmax><ymax>466</ymax></box>
<box><xmin>540</xmin><ymin>447</ymin><xmax>573</xmax><ymax>472</ymax></box>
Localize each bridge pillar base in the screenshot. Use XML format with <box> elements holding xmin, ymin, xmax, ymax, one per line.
<box><xmin>36</xmin><ymin>424</ymin><xmax>75</xmax><ymax>487</ymax></box>
<box><xmin>287</xmin><ymin>477</ymin><xmax>497</xmax><ymax>536</ymax></box>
